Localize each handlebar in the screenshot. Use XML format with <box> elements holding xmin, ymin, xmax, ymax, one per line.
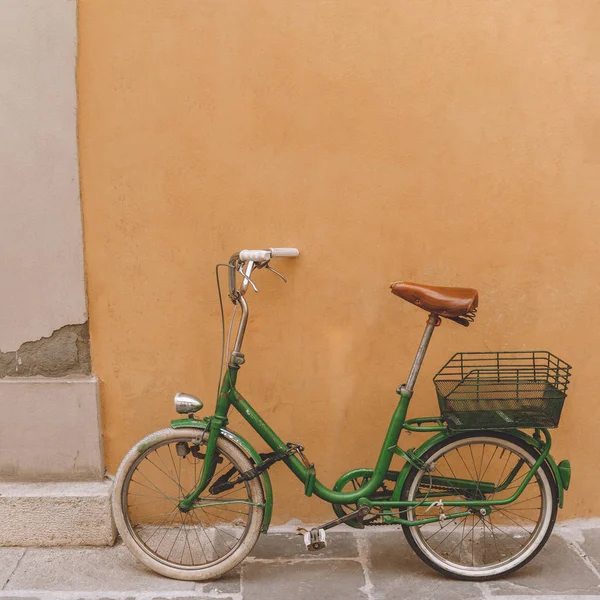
<box><xmin>228</xmin><ymin>248</ymin><xmax>299</xmax><ymax>297</ymax></box>
<box><xmin>269</xmin><ymin>247</ymin><xmax>300</xmax><ymax>258</ymax></box>
<box><xmin>239</xmin><ymin>248</ymin><xmax>299</xmax><ymax>262</ymax></box>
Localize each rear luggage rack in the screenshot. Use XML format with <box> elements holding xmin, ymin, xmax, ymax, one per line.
<box><xmin>434</xmin><ymin>351</ymin><xmax>571</xmax><ymax>430</ymax></box>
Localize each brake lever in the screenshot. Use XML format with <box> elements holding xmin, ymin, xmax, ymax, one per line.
<box><xmin>236</xmin><ymin>265</ymin><xmax>259</xmax><ymax>292</ymax></box>
<box><xmin>265</xmin><ymin>264</ymin><xmax>287</xmax><ymax>283</ymax></box>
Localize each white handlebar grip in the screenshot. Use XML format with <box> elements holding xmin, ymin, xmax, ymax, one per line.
<box><xmin>269</xmin><ymin>248</ymin><xmax>300</xmax><ymax>257</ymax></box>
<box><xmin>239</xmin><ymin>249</ymin><xmax>272</xmax><ymax>262</ymax></box>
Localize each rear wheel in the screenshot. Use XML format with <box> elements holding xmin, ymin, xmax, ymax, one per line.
<box><xmin>400</xmin><ymin>431</ymin><xmax>557</xmax><ymax>580</ymax></box>
<box><xmin>112</xmin><ymin>428</ymin><xmax>264</xmax><ymax>581</ymax></box>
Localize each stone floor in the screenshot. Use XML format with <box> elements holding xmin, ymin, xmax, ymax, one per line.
<box><xmin>2</xmin><ymin>522</ymin><xmax>600</xmax><ymax>600</ymax></box>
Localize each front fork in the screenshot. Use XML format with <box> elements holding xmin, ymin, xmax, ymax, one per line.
<box><xmin>178</xmin><ymin>415</ymin><xmax>227</xmax><ymax>512</ymax></box>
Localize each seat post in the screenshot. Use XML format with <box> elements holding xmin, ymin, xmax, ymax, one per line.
<box><xmin>404</xmin><ymin>313</ymin><xmax>440</xmax><ymax>394</ymax></box>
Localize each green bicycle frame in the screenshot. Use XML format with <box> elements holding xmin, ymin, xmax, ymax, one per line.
<box><xmin>178</xmin><ymin>365</ymin><xmax>412</xmax><ymax>507</ymax></box>
<box><xmin>176</xmin><ymin>364</ymin><xmax>561</xmax><ymax>525</ymax></box>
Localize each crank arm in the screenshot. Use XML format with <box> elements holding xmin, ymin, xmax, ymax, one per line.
<box><xmin>321</xmin><ymin>506</ymin><xmax>372</xmax><ymax>531</ymax></box>
<box><xmin>296</xmin><ymin>505</ymin><xmax>371</xmax><ymax>536</ymax></box>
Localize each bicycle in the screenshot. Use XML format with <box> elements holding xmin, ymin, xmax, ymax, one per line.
<box><xmin>112</xmin><ymin>247</ymin><xmax>572</xmax><ymax>581</ymax></box>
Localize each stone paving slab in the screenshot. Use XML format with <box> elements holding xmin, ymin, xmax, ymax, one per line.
<box><xmin>487</xmin><ymin>536</ymin><xmax>600</xmax><ymax>596</ymax></box>
<box><xmin>366</xmin><ymin>530</ymin><xmax>485</xmax><ymax>600</ymax></box>
<box><xmin>198</xmin><ymin>566</ymin><xmax>241</xmax><ymax>595</ymax></box>
<box><xmin>0</xmin><ymin>549</ymin><xmax>25</xmax><ymax>588</ymax></box>
<box><xmin>3</xmin><ymin>545</ymin><xmax>195</xmax><ymax>593</ymax></box>
<box><xmin>243</xmin><ymin>559</ymin><xmax>368</xmax><ymax>600</ymax></box>
<box><xmin>250</xmin><ymin>531</ymin><xmax>358</xmax><ymax>559</ymax></box>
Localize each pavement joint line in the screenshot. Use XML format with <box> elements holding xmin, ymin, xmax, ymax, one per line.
<box><xmin>356</xmin><ymin>533</ymin><xmax>375</xmax><ymax>600</ymax></box>
<box><xmin>555</xmin><ymin>528</ymin><xmax>600</xmax><ymax>582</ymax></box>
<box><xmin>1</xmin><ymin>548</ymin><xmax>27</xmax><ymax>591</ymax></box>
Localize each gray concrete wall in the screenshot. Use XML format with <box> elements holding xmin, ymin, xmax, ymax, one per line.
<box><xmin>0</xmin><ymin>0</ymin><xmax>87</xmax><ymax>353</ymax></box>
<box><xmin>0</xmin><ymin>377</ymin><xmax>103</xmax><ymax>481</ymax></box>
<box><xmin>0</xmin><ymin>1</ymin><xmax>114</xmax><ymax>546</ymax></box>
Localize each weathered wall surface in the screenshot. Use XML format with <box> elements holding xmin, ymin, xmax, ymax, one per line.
<box><xmin>0</xmin><ymin>0</ymin><xmax>88</xmax><ymax>353</ymax></box>
<box><xmin>0</xmin><ymin>324</ymin><xmax>91</xmax><ymax>378</ymax></box>
<box><xmin>0</xmin><ymin>0</ymin><xmax>103</xmax><ymax>491</ymax></box>
<box><xmin>0</xmin><ymin>0</ymin><xmax>112</xmax><ymax>546</ymax></box>
<box><xmin>78</xmin><ymin>0</ymin><xmax>600</xmax><ymax>522</ymax></box>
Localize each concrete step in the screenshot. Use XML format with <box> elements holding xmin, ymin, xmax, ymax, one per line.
<box><xmin>0</xmin><ymin>479</ymin><xmax>115</xmax><ymax>546</ymax></box>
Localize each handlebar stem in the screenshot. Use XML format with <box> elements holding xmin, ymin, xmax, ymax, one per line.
<box><xmin>231</xmin><ymin>295</ymin><xmax>249</xmax><ymax>359</ymax></box>
<box><xmin>228</xmin><ymin>260</ymin><xmax>255</xmax><ymax>363</ymax></box>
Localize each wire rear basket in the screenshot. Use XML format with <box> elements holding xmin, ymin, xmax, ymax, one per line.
<box><xmin>434</xmin><ymin>351</ymin><xmax>571</xmax><ymax>430</ymax></box>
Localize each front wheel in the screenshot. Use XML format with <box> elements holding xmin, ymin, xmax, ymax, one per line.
<box><xmin>400</xmin><ymin>431</ymin><xmax>558</xmax><ymax>581</ymax></box>
<box><xmin>112</xmin><ymin>428</ymin><xmax>264</xmax><ymax>581</ymax></box>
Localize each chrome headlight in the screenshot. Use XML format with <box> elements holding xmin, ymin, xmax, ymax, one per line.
<box><xmin>174</xmin><ymin>392</ymin><xmax>203</xmax><ymax>414</ymax></box>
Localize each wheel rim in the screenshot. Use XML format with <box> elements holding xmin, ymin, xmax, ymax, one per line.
<box><xmin>406</xmin><ymin>436</ymin><xmax>552</xmax><ymax>578</ymax></box>
<box><xmin>121</xmin><ymin>435</ymin><xmax>255</xmax><ymax>570</ymax></box>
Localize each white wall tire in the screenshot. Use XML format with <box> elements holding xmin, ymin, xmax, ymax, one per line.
<box><xmin>112</xmin><ymin>427</ymin><xmax>264</xmax><ymax>581</ymax></box>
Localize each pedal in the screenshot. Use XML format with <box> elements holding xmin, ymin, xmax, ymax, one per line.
<box><xmin>296</xmin><ymin>505</ymin><xmax>369</xmax><ymax>552</ymax></box>
<box><xmin>303</xmin><ymin>528</ymin><xmax>327</xmax><ymax>551</ymax></box>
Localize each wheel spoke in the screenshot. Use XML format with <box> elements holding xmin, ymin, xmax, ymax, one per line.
<box><xmin>486</xmin><ymin>514</ymin><xmax>527</xmax><ymax>548</ymax></box>
<box><xmin>500</xmin><ymin>494</ymin><xmax>541</xmax><ymax>508</ymax></box>
<box><xmin>130</xmin><ymin>475</ymin><xmax>179</xmax><ymax>502</ymax></box>
<box><xmin>455</xmin><ymin>446</ymin><xmax>479</xmax><ymax>485</ymax></box>
<box><xmin>429</xmin><ymin>517</ymin><xmax>468</xmax><ymax>552</ymax></box>
<box><xmin>154</xmin><ymin>448</ymin><xmax>185</xmax><ymax>492</ymax></box>
<box><xmin>187</xmin><ymin>508</ymin><xmax>220</xmax><ymax>558</ymax></box>
<box><xmin>440</xmin><ymin>455</ymin><xmax>469</xmax><ymax>499</ymax></box>
<box><xmin>495</xmin><ymin>508</ymin><xmax>535</xmax><ymax>535</ymax></box>
<box><xmin>483</xmin><ymin>515</ymin><xmax>501</xmax><ymax>563</ymax></box>
<box><xmin>500</xmin><ymin>508</ymin><xmax>540</xmax><ymax>524</ymax></box>
<box><xmin>198</xmin><ymin>509</ymin><xmax>236</xmax><ymax>549</ymax></box>
<box><xmin>452</xmin><ymin>515</ymin><xmax>469</xmax><ymax>562</ymax></box>
<box><xmin>475</xmin><ymin>443</ymin><xmax>486</xmax><ymax>496</ymax></box>
<box><xmin>141</xmin><ymin>507</ymin><xmax>180</xmax><ymax>545</ymax></box>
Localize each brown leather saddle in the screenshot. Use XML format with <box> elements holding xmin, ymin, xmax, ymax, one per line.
<box><xmin>390</xmin><ymin>281</ymin><xmax>478</xmax><ymax>326</ymax></box>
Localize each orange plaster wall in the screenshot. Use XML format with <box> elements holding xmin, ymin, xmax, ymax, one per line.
<box><xmin>78</xmin><ymin>0</ymin><xmax>600</xmax><ymax>522</ymax></box>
